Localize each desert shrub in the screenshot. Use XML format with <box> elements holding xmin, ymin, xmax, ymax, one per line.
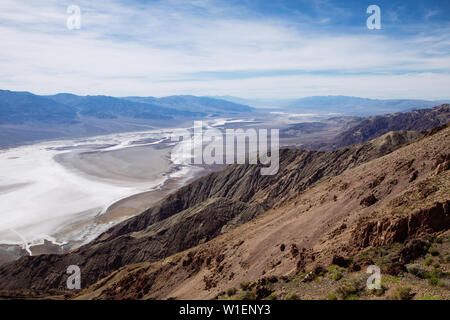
<box><xmin>424</xmin><ymin>257</ymin><xmax>433</xmax><ymax>266</ymax></box>
<box><xmin>336</xmin><ymin>279</ymin><xmax>364</xmax><ymax>299</ymax></box>
<box><xmin>432</xmin><ymin>268</ymin><xmax>443</xmax><ymax>277</ymax></box>
<box><xmin>328</xmin><ymin>265</ymin><xmax>345</xmax><ymax>281</ymax></box>
<box><xmin>332</xmin><ymin>272</ymin><xmax>343</xmax><ymax>281</ymax></box>
<box><xmin>381</xmin><ymin>275</ymin><xmax>401</xmax><ymax>285</ymax></box>
<box><xmin>406</xmin><ymin>264</ymin><xmax>425</xmax><ymax>278</ymax></box>
<box><xmin>345</xmin><ymin>294</ymin><xmax>359</xmax><ymax>300</ymax></box>
<box><xmin>226</xmin><ymin>287</ymin><xmax>237</xmax><ymax>296</ymax></box>
<box><xmin>428</xmin><ymin>247</ymin><xmax>439</xmax><ymax>256</ymax></box>
<box><xmin>427</xmin><ymin>276</ymin><xmax>442</xmax><ymax>286</ymax></box>
<box><xmin>433</xmin><ymin>263</ymin><xmax>440</xmax><ymax>268</ymax></box>
<box><xmin>370</xmin><ymin>285</ymin><xmax>387</xmax><ymax>297</ymax></box>
<box><xmin>284</xmin><ymin>291</ymin><xmax>299</xmax><ymax>300</ymax></box>
<box><xmin>422</xmin><ymin>294</ymin><xmax>442</xmax><ymax>300</ymax></box>
<box><xmin>268</xmin><ymin>293</ymin><xmax>277</xmax><ymax>300</ymax></box>
<box><xmin>390</xmin><ymin>286</ymin><xmax>413</xmax><ymax>300</ymax></box>
<box><xmin>240</xmin><ymin>281</ymin><xmax>251</xmax><ymax>291</ymax></box>
<box><xmin>326</xmin><ymin>293</ymin><xmax>337</xmax><ymax>300</ymax></box>
<box><xmin>327</xmin><ymin>265</ymin><xmax>337</xmax><ymax>272</ymax></box>
<box><xmin>434</xmin><ymin>238</ymin><xmax>443</xmax><ymax>244</ymax></box>
<box><xmin>239</xmin><ymin>290</ymin><xmax>256</xmax><ymax>300</ymax></box>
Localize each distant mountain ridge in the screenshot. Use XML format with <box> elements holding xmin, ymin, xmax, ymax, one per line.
<box><xmin>48</xmin><ymin>95</ymin><xmax>203</xmax><ymax>120</ymax></box>
<box><xmin>124</xmin><ymin>95</ymin><xmax>254</xmax><ymax>114</ymax></box>
<box><xmin>0</xmin><ymin>89</ymin><xmax>253</xmax><ymax>125</ymax></box>
<box><xmin>215</xmin><ymin>95</ymin><xmax>450</xmax><ymax>115</ymax></box>
<box><xmin>0</xmin><ymin>90</ymin><xmax>254</xmax><ymax>147</ymax></box>
<box><xmin>0</xmin><ymin>90</ymin><xmax>77</xmax><ymax>125</ymax></box>
<box><xmin>305</xmin><ymin>104</ymin><xmax>450</xmax><ymax>150</ymax></box>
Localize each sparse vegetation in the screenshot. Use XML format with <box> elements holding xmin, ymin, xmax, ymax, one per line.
<box><xmin>226</xmin><ymin>287</ymin><xmax>237</xmax><ymax>296</ymax></box>
<box><xmin>332</xmin><ymin>272</ymin><xmax>343</xmax><ymax>281</ymax></box>
<box><xmin>427</xmin><ymin>276</ymin><xmax>440</xmax><ymax>286</ymax></box>
<box><xmin>381</xmin><ymin>275</ymin><xmax>401</xmax><ymax>285</ymax></box>
<box><xmin>328</xmin><ymin>265</ymin><xmax>345</xmax><ymax>281</ymax></box>
<box><xmin>336</xmin><ymin>278</ymin><xmax>364</xmax><ymax>300</ymax></box>
<box><xmin>284</xmin><ymin>291</ymin><xmax>299</xmax><ymax>300</ymax></box>
<box><xmin>370</xmin><ymin>285</ymin><xmax>387</xmax><ymax>297</ymax></box>
<box><xmin>268</xmin><ymin>293</ymin><xmax>277</xmax><ymax>300</ymax></box>
<box><xmin>240</xmin><ymin>281</ymin><xmax>251</xmax><ymax>291</ymax></box>
<box><xmin>239</xmin><ymin>290</ymin><xmax>256</xmax><ymax>300</ymax></box>
<box><xmin>390</xmin><ymin>286</ymin><xmax>413</xmax><ymax>300</ymax></box>
<box><xmin>326</xmin><ymin>293</ymin><xmax>337</xmax><ymax>300</ymax></box>
<box><xmin>424</xmin><ymin>267</ymin><xmax>446</xmax><ymax>287</ymax></box>
<box><xmin>422</xmin><ymin>294</ymin><xmax>442</xmax><ymax>300</ymax></box>
<box><xmin>406</xmin><ymin>264</ymin><xmax>425</xmax><ymax>279</ymax></box>
<box><xmin>428</xmin><ymin>247</ymin><xmax>439</xmax><ymax>256</ymax></box>
<box><xmin>424</xmin><ymin>257</ymin><xmax>433</xmax><ymax>266</ymax></box>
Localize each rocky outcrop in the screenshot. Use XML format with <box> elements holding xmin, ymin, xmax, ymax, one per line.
<box><xmin>352</xmin><ymin>200</ymin><xmax>450</xmax><ymax>248</ymax></box>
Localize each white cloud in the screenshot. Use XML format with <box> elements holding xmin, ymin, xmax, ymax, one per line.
<box><xmin>0</xmin><ymin>0</ymin><xmax>449</xmax><ymax>99</ymax></box>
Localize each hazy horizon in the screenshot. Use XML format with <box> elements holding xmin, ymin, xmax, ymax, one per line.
<box><xmin>2</xmin><ymin>88</ymin><xmax>450</xmax><ymax>103</ymax></box>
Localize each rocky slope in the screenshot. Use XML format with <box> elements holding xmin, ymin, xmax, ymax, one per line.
<box><xmin>0</xmin><ymin>128</ymin><xmax>425</xmax><ymax>293</ymax></box>
<box><xmin>307</xmin><ymin>104</ymin><xmax>450</xmax><ymax>150</ymax></box>
<box><xmin>74</xmin><ymin>124</ymin><xmax>450</xmax><ymax>300</ymax></box>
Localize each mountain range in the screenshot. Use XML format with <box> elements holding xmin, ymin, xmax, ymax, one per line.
<box><xmin>0</xmin><ymin>90</ymin><xmax>253</xmax><ymax>148</ymax></box>
<box><xmin>0</xmin><ymin>90</ymin><xmax>253</xmax><ymax>125</ymax></box>
<box><xmin>304</xmin><ymin>105</ymin><xmax>450</xmax><ymax>150</ymax></box>
<box><xmin>215</xmin><ymin>95</ymin><xmax>450</xmax><ymax>116</ymax></box>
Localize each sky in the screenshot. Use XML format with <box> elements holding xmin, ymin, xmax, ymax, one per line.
<box><xmin>0</xmin><ymin>0</ymin><xmax>449</xmax><ymax>99</ymax></box>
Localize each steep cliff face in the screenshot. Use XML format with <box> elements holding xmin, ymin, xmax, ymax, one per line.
<box><xmin>352</xmin><ymin>200</ymin><xmax>450</xmax><ymax>248</ymax></box>
<box><xmin>0</xmin><ymin>128</ymin><xmax>425</xmax><ymax>292</ymax></box>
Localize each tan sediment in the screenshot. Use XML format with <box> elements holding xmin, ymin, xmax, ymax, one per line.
<box><xmin>99</xmin><ymin>176</ymin><xmax>193</xmax><ymax>224</ymax></box>
<box><xmin>55</xmin><ymin>144</ymin><xmax>173</xmax><ymax>185</ymax></box>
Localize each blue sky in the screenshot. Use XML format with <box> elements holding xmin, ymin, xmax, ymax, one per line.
<box><xmin>0</xmin><ymin>0</ymin><xmax>449</xmax><ymax>99</ymax></box>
